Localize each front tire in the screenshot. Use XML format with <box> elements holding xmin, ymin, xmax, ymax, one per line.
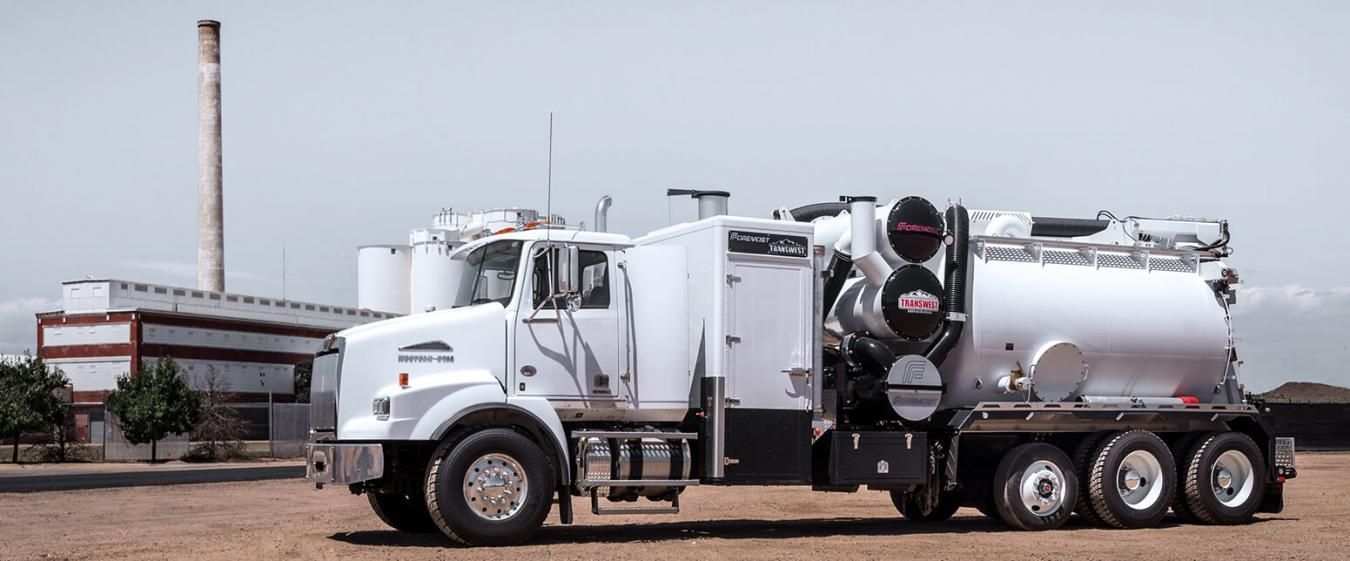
<box><xmin>1084</xmin><ymin>430</ymin><xmax>1175</xmax><ymax>529</ymax></box>
<box><xmin>992</xmin><ymin>443</ymin><xmax>1078</xmax><ymax>531</ymax></box>
<box><xmin>890</xmin><ymin>487</ymin><xmax>961</xmax><ymax>522</ymax></box>
<box><xmin>424</xmin><ymin>428</ymin><xmax>555</xmax><ymax>546</ymax></box>
<box><xmin>1177</xmin><ymin>432</ymin><xmax>1266</xmax><ymax>525</ymax></box>
<box><xmin>368</xmin><ymin>490</ymin><xmax>439</xmax><ymax>533</ymax></box>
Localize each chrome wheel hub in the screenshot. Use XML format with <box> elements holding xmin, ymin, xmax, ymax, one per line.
<box><xmin>1215</xmin><ymin>468</ymin><xmax>1234</xmax><ymax>490</ymax></box>
<box><xmin>463</xmin><ymin>453</ymin><xmax>529</xmax><ymax>521</ymax></box>
<box><xmin>1117</xmin><ymin>450</ymin><xmax>1164</xmax><ymax>511</ymax></box>
<box><xmin>1019</xmin><ymin>460</ymin><xmax>1065</xmax><ymax>517</ymax></box>
<box><xmin>1212</xmin><ymin>450</ymin><xmax>1254</xmax><ymax>507</ymax></box>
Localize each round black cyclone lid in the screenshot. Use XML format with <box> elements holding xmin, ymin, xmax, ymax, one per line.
<box><xmin>886</xmin><ymin>196</ymin><xmax>945</xmax><ymax>263</ymax></box>
<box><xmin>880</xmin><ymin>264</ymin><xmax>945</xmax><ymax>341</ymax></box>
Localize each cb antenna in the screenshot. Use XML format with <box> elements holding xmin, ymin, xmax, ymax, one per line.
<box><xmin>545</xmin><ymin>112</ymin><xmax>553</xmax><ymax>243</ymax></box>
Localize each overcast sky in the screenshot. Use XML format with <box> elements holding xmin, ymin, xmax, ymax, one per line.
<box><xmin>2</xmin><ymin>1</ymin><xmax>1348</xmax><ymax>391</ymax></box>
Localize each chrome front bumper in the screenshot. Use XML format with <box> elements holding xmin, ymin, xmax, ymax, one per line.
<box><xmin>305</xmin><ymin>442</ymin><xmax>384</xmax><ymax>488</ymax></box>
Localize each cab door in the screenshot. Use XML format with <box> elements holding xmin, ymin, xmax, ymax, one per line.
<box><xmin>512</xmin><ymin>245</ymin><xmax>621</xmax><ymax>402</ymax></box>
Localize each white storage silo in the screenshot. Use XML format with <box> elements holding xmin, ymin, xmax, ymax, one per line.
<box><xmin>357</xmin><ymin>245</ymin><xmax>412</xmax><ymax>315</ymax></box>
<box><xmin>410</xmin><ymin>229</ymin><xmax>464</xmax><ymax>313</ymax></box>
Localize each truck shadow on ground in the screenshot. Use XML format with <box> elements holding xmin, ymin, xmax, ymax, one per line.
<box><xmin>327</xmin><ymin>514</ymin><xmax>1288</xmax><ymax>548</ymax></box>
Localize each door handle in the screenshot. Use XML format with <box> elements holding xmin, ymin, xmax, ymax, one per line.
<box><xmin>782</xmin><ymin>367</ymin><xmax>810</xmax><ymax>377</ymax></box>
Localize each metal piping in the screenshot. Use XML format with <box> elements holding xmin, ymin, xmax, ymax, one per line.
<box><xmin>695</xmin><ymin>192</ymin><xmax>729</xmax><ymax>219</ymax></box>
<box><xmin>197</xmin><ymin>20</ymin><xmax>225</xmax><ymax>292</ymax></box>
<box><xmin>593</xmin><ymin>195</ymin><xmax>613</xmax><ymax>232</ymax></box>
<box><xmin>845</xmin><ymin>196</ymin><xmax>890</xmax><ymax>287</ymax></box>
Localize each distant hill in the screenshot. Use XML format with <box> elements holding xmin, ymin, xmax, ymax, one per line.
<box><xmin>1258</xmin><ymin>382</ymin><xmax>1350</xmax><ymax>404</ymax></box>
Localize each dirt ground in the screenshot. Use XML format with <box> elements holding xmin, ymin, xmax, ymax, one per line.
<box><xmin>2</xmin><ymin>452</ymin><xmax>1346</xmax><ymax>561</ymax></box>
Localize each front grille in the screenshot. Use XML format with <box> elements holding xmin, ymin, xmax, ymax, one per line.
<box><xmin>309</xmin><ymin>350</ymin><xmax>340</xmax><ymax>434</ymax></box>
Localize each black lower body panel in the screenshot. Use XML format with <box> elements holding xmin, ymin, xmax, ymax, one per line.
<box><xmin>718</xmin><ymin>408</ymin><xmax>812</xmax><ymax>484</ymax></box>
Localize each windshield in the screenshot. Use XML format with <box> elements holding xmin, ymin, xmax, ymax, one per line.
<box><xmin>453</xmin><ymin>241</ymin><xmax>524</xmax><ymax>308</ymax></box>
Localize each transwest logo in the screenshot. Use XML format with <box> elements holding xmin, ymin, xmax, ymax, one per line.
<box><xmin>898</xmin><ymin>290</ymin><xmax>940</xmax><ymax>314</ymax></box>
<box><xmin>767</xmin><ymin>238</ymin><xmax>808</xmax><ymax>257</ymax></box>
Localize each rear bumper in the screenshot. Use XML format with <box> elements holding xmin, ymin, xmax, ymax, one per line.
<box><xmin>305</xmin><ymin>442</ymin><xmax>384</xmax><ymax>488</ymax></box>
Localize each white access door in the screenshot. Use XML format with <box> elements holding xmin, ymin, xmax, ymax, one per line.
<box><xmin>725</xmin><ymin>259</ymin><xmax>813</xmax><ymax>411</ymax></box>
<box><xmin>513</xmin><ymin>248</ymin><xmax>621</xmax><ymax>401</ymax></box>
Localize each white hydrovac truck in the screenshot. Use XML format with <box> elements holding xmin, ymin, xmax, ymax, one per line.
<box><xmin>305</xmin><ymin>190</ymin><xmax>1296</xmax><ymax>545</ymax></box>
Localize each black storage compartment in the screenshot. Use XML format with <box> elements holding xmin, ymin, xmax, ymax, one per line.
<box><xmin>813</xmin><ymin>430</ymin><xmax>928</xmax><ymax>486</ymax></box>
<box><xmin>720</xmin><ymin>409</ymin><xmax>813</xmax><ymax>484</ymax></box>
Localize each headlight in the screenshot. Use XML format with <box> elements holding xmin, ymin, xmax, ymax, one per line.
<box><xmin>372</xmin><ymin>397</ymin><xmax>390</xmax><ymax>417</ymax></box>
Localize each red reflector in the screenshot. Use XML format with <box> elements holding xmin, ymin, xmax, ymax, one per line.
<box><xmin>1277</xmin><ymin>476</ymin><xmax>1287</xmax><ymax>484</ymax></box>
<box><xmin>399</xmin><ymin>373</ymin><xmax>409</xmax><ymax>387</ymax></box>
<box><xmin>1177</xmin><ymin>396</ymin><xmax>1199</xmax><ymax>404</ymax></box>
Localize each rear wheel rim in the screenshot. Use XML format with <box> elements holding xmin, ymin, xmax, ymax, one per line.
<box><xmin>1019</xmin><ymin>460</ymin><xmax>1066</xmax><ymax>517</ymax></box>
<box><xmin>463</xmin><ymin>453</ymin><xmax>529</xmax><ymax>521</ymax></box>
<box><xmin>1117</xmin><ymin>449</ymin><xmax>1165</xmax><ymax>510</ymax></box>
<box><xmin>1212</xmin><ymin>449</ymin><xmax>1254</xmax><ymax>507</ymax></box>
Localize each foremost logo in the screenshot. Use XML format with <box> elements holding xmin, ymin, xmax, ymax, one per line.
<box><xmin>895</xmin><ymin>222</ymin><xmax>942</xmax><ymax>235</ymax></box>
<box><xmin>898</xmin><ymin>290</ymin><xmax>940</xmax><ymax>314</ymax></box>
<box><xmin>729</xmin><ymin>232</ymin><xmax>770</xmax><ymax>244</ymax></box>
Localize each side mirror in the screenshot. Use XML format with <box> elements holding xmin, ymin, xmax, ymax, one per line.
<box><xmin>554</xmin><ymin>245</ymin><xmax>581</xmax><ymax>295</ymax></box>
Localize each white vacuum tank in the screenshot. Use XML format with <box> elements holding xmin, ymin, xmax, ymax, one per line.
<box><xmin>815</xmin><ymin>195</ymin><xmax>1234</xmax><ymax>408</ymax></box>
<box><xmin>938</xmin><ymin>242</ymin><xmax>1232</xmax><ymax>408</ymax></box>
<box><xmin>357</xmin><ymin>245</ymin><xmax>411</xmax><ymax>315</ymax></box>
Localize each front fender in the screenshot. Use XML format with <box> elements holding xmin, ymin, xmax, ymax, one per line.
<box><xmin>413</xmin><ymin>394</ymin><xmax>570</xmax><ymax>485</ymax></box>
<box><xmin>341</xmin><ymin>369</ymin><xmax>505</xmax><ymax>440</ymax></box>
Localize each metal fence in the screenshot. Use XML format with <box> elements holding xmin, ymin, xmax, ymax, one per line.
<box><xmin>90</xmin><ymin>402</ymin><xmax>312</xmax><ymax>461</ymax></box>
<box><xmin>1265</xmin><ymin>403</ymin><xmax>1350</xmax><ymax>451</ymax></box>
<box><xmin>101</xmin><ymin>411</ymin><xmax>190</xmax><ymax>461</ymax></box>
<box><xmin>269</xmin><ymin>403</ymin><xmax>310</xmax><ymax>458</ymax></box>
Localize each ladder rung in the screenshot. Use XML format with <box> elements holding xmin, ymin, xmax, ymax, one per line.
<box><xmin>572</xmin><ymin>430</ymin><xmax>698</xmax><ymax>440</ymax></box>
<box><xmin>590</xmin><ymin>489</ymin><xmax>682</xmax><ymax>515</ymax></box>
<box><xmin>578</xmin><ymin>479</ymin><xmax>699</xmax><ymax>490</ymax></box>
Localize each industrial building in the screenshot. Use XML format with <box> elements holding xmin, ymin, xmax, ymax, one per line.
<box><xmin>35</xmin><ymin>279</ymin><xmax>396</xmax><ymax>404</ymax></box>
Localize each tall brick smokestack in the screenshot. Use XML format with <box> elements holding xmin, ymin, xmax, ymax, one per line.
<box><xmin>197</xmin><ymin>20</ymin><xmax>225</xmax><ymax>292</ymax></box>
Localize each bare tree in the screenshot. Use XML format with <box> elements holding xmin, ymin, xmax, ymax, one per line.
<box><xmin>189</xmin><ymin>367</ymin><xmax>246</xmax><ymax>461</ymax></box>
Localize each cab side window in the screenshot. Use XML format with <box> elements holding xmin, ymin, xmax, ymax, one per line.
<box><xmin>532</xmin><ymin>249</ymin><xmax>610</xmax><ymax>309</ymax></box>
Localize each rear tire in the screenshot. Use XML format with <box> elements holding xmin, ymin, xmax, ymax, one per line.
<box><xmin>1168</xmin><ymin>433</ymin><xmax>1204</xmax><ymax>523</ymax></box>
<box><xmin>1178</xmin><ymin>432</ymin><xmax>1266</xmax><ymax>525</ymax></box>
<box><xmin>424</xmin><ymin>428</ymin><xmax>555</xmax><ymax>546</ymax></box>
<box><xmin>368</xmin><ymin>490</ymin><xmax>439</xmax><ymax>533</ymax></box>
<box><xmin>891</xmin><ymin>487</ymin><xmax>961</xmax><ymax>522</ymax></box>
<box><xmin>992</xmin><ymin>443</ymin><xmax>1078</xmax><ymax>531</ymax></box>
<box><xmin>1071</xmin><ymin>432</ymin><xmax>1110</xmax><ymax>526</ymax></box>
<box><xmin>1084</xmin><ymin>430</ymin><xmax>1175</xmax><ymax>529</ymax></box>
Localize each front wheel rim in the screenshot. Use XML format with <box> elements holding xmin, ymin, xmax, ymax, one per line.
<box><xmin>462</xmin><ymin>453</ymin><xmax>529</xmax><ymax>521</ymax></box>
<box><xmin>1212</xmin><ymin>449</ymin><xmax>1254</xmax><ymax>507</ymax></box>
<box><xmin>1117</xmin><ymin>449</ymin><xmax>1165</xmax><ymax>510</ymax></box>
<box><xmin>1019</xmin><ymin>460</ymin><xmax>1066</xmax><ymax>517</ymax></box>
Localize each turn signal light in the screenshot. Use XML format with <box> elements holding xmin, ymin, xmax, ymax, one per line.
<box><xmin>1177</xmin><ymin>396</ymin><xmax>1199</xmax><ymax>404</ymax></box>
<box><xmin>398</xmin><ymin>372</ymin><xmax>409</xmax><ymax>388</ymax></box>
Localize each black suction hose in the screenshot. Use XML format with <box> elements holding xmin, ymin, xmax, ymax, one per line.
<box><xmin>848</xmin><ymin>336</ymin><xmax>896</xmax><ymax>372</ymax></box>
<box><xmin>777</xmin><ymin>202</ymin><xmax>849</xmax><ymax>223</ymax></box>
<box><xmin>821</xmin><ymin>250</ymin><xmax>852</xmax><ymax>317</ymax></box>
<box><xmin>924</xmin><ymin>204</ymin><xmax>969</xmax><ymax>367</ymax></box>
<box><xmin>779</xmin><ymin>201</ymin><xmax>853</xmax><ymax>318</ymax></box>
